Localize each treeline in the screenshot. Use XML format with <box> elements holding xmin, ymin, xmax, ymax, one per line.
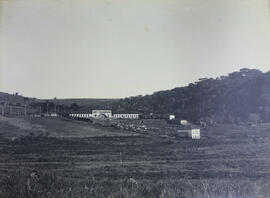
<box><xmin>25</xmin><ymin>100</ymin><xmax>114</xmax><ymax>115</ymax></box>
<box><xmin>0</xmin><ymin>98</ymin><xmax>80</xmax><ymax>115</ymax></box>
<box><xmin>115</xmin><ymin>68</ymin><xmax>270</xmax><ymax>123</ymax></box>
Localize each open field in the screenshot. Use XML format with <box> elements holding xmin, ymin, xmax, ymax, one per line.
<box><xmin>1</xmin><ymin>116</ymin><xmax>270</xmax><ymax>197</ymax></box>
<box><xmin>0</xmin><ymin>116</ymin><xmax>137</xmax><ymax>138</ymax></box>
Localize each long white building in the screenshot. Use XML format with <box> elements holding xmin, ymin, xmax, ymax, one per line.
<box><xmin>113</xmin><ymin>113</ymin><xmax>139</xmax><ymax>119</ymax></box>
<box><xmin>69</xmin><ymin>110</ymin><xmax>140</xmax><ymax>119</ymax></box>
<box><xmin>69</xmin><ymin>113</ymin><xmax>93</xmax><ymax>118</ymax></box>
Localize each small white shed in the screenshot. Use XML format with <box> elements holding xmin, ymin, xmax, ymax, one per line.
<box><xmin>180</xmin><ymin>120</ymin><xmax>188</xmax><ymax>125</ymax></box>
<box><xmin>169</xmin><ymin>115</ymin><xmax>175</xmax><ymax>120</ymax></box>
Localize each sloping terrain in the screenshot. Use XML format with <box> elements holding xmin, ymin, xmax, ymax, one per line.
<box><xmin>1</xmin><ymin>122</ymin><xmax>270</xmax><ymax>197</ymax></box>
<box><xmin>116</xmin><ymin>69</ymin><xmax>270</xmax><ymax>123</ymax></box>
<box><xmin>0</xmin><ymin>116</ymin><xmax>137</xmax><ymax>138</ymax></box>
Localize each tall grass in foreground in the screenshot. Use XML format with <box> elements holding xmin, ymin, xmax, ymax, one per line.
<box><xmin>1</xmin><ymin>169</ymin><xmax>269</xmax><ymax>198</ymax></box>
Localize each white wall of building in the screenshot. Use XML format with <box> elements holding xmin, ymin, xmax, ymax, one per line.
<box><xmin>177</xmin><ymin>129</ymin><xmax>200</xmax><ymax>139</ymax></box>
<box><xmin>69</xmin><ymin>110</ymin><xmax>139</xmax><ymax>119</ymax></box>
<box><xmin>113</xmin><ymin>114</ymin><xmax>139</xmax><ymax>119</ymax></box>
<box><xmin>92</xmin><ymin>110</ymin><xmax>112</xmax><ymax>118</ymax></box>
<box><xmin>189</xmin><ymin>129</ymin><xmax>200</xmax><ymax>139</ymax></box>
<box><xmin>180</xmin><ymin>120</ymin><xmax>188</xmax><ymax>125</ymax></box>
<box><xmin>69</xmin><ymin>113</ymin><xmax>93</xmax><ymax>118</ymax></box>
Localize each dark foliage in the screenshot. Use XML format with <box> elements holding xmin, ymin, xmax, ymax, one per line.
<box><xmin>116</xmin><ymin>69</ymin><xmax>270</xmax><ymax>123</ymax></box>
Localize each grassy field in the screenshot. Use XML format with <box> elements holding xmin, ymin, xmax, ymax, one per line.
<box><xmin>1</xmin><ymin>116</ymin><xmax>270</xmax><ymax>197</ymax></box>
<box><xmin>0</xmin><ymin>116</ymin><xmax>137</xmax><ymax>138</ymax></box>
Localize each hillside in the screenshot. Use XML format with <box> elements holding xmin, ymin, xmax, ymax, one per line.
<box><xmin>0</xmin><ymin>92</ymin><xmax>119</xmax><ymax>114</ymax></box>
<box><xmin>0</xmin><ymin>116</ymin><xmax>135</xmax><ymax>138</ymax></box>
<box><xmin>1</xmin><ymin>68</ymin><xmax>270</xmax><ymax>123</ymax></box>
<box><xmin>116</xmin><ymin>68</ymin><xmax>270</xmax><ymax>123</ymax></box>
<box><xmin>0</xmin><ymin>92</ymin><xmax>35</xmax><ymax>105</ymax></box>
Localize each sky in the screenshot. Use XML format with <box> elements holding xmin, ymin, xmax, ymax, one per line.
<box><xmin>1</xmin><ymin>0</ymin><xmax>270</xmax><ymax>99</ymax></box>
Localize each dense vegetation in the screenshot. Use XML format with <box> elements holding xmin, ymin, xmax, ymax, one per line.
<box><xmin>116</xmin><ymin>68</ymin><xmax>270</xmax><ymax>123</ymax></box>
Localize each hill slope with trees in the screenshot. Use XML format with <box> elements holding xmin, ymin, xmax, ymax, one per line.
<box><xmin>115</xmin><ymin>68</ymin><xmax>270</xmax><ymax>123</ymax></box>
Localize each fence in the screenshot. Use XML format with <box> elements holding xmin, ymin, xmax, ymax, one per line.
<box><xmin>0</xmin><ymin>105</ymin><xmax>39</xmax><ymax>116</ymax></box>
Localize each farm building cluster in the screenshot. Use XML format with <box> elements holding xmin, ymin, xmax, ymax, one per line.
<box><xmin>69</xmin><ymin>110</ymin><xmax>140</xmax><ymax>119</ymax></box>
<box><xmin>0</xmin><ymin>104</ymin><xmax>201</xmax><ymax>139</ymax></box>
<box><xmin>69</xmin><ymin>111</ymin><xmax>201</xmax><ymax>139</ymax></box>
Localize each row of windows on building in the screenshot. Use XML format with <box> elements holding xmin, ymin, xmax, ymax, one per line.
<box><xmin>177</xmin><ymin>129</ymin><xmax>200</xmax><ymax>139</ymax></box>
<box><xmin>70</xmin><ymin>114</ymin><xmax>93</xmax><ymax>118</ymax></box>
<box><xmin>69</xmin><ymin>113</ymin><xmax>139</xmax><ymax>119</ymax></box>
<box><xmin>113</xmin><ymin>114</ymin><xmax>139</xmax><ymax>119</ymax></box>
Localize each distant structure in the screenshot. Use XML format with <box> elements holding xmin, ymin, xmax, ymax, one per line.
<box><xmin>69</xmin><ymin>113</ymin><xmax>92</xmax><ymax>118</ymax></box>
<box><xmin>113</xmin><ymin>113</ymin><xmax>139</xmax><ymax>119</ymax></box>
<box><xmin>169</xmin><ymin>115</ymin><xmax>175</xmax><ymax>120</ymax></box>
<box><xmin>69</xmin><ymin>110</ymin><xmax>93</xmax><ymax>118</ymax></box>
<box><xmin>50</xmin><ymin>113</ymin><xmax>58</xmax><ymax>117</ymax></box>
<box><xmin>69</xmin><ymin>110</ymin><xmax>140</xmax><ymax>119</ymax></box>
<box><xmin>177</xmin><ymin>128</ymin><xmax>200</xmax><ymax>139</ymax></box>
<box><xmin>180</xmin><ymin>120</ymin><xmax>188</xmax><ymax>125</ymax></box>
<box><xmin>92</xmin><ymin>110</ymin><xmax>112</xmax><ymax>118</ymax></box>
<box><xmin>0</xmin><ymin>104</ymin><xmax>37</xmax><ymax>116</ymax></box>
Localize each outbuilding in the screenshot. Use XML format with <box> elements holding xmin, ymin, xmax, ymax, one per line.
<box><xmin>177</xmin><ymin>128</ymin><xmax>200</xmax><ymax>139</ymax></box>
<box><xmin>169</xmin><ymin>115</ymin><xmax>175</xmax><ymax>120</ymax></box>
<box><xmin>180</xmin><ymin>120</ymin><xmax>188</xmax><ymax>125</ymax></box>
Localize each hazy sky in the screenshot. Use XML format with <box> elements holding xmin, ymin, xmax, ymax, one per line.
<box><xmin>1</xmin><ymin>0</ymin><xmax>270</xmax><ymax>99</ymax></box>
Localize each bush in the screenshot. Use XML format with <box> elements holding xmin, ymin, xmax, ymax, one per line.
<box><xmin>0</xmin><ymin>169</ymin><xmax>70</xmax><ymax>198</ymax></box>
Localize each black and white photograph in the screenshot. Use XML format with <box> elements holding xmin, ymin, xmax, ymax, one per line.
<box><xmin>1</xmin><ymin>0</ymin><xmax>270</xmax><ymax>197</ymax></box>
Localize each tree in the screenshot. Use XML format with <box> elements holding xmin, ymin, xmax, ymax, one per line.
<box><xmin>70</xmin><ymin>103</ymin><xmax>79</xmax><ymax>111</ymax></box>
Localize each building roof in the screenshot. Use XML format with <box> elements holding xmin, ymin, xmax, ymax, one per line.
<box><xmin>69</xmin><ymin>110</ymin><xmax>92</xmax><ymax>114</ymax></box>
<box><xmin>92</xmin><ymin>110</ymin><xmax>112</xmax><ymax>113</ymax></box>
<box><xmin>69</xmin><ymin>110</ymin><xmax>140</xmax><ymax>114</ymax></box>
<box><xmin>113</xmin><ymin>112</ymin><xmax>141</xmax><ymax>115</ymax></box>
